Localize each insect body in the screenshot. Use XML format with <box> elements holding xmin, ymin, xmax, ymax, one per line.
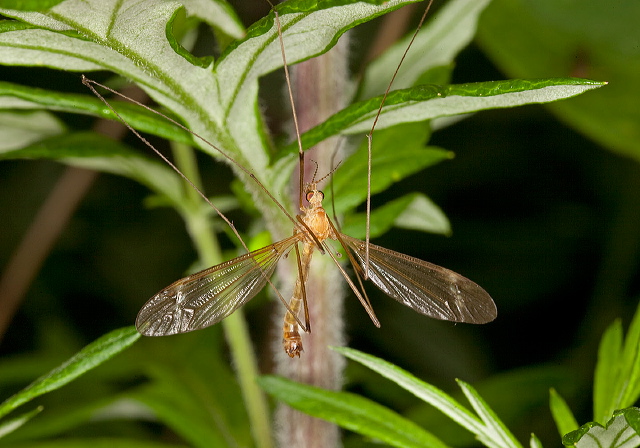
<box><xmin>136</xmin><ymin>177</ymin><xmax>497</xmax><ymax>357</ymax></box>
<box><xmin>124</xmin><ymin>1</ymin><xmax>498</xmax><ymax>357</ymax></box>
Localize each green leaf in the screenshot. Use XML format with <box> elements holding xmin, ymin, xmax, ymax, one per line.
<box><xmin>549</xmin><ymin>388</ymin><xmax>579</xmax><ymax>438</ymax></box>
<box><xmin>0</xmin><ymin>406</ymin><xmax>42</xmax><ymax>439</ymax></box>
<box><xmin>593</xmin><ymin>302</ymin><xmax>640</xmax><ymax>425</ymax></box>
<box><xmin>0</xmin><ymin>0</ymin><xmax>428</xmax><ymax>237</ymax></box>
<box><xmin>334</xmin><ymin>347</ymin><xmax>534</xmax><ymax>448</ymax></box>
<box><xmin>618</xmin><ymin>303</ymin><xmax>640</xmax><ymax>410</ymax></box>
<box><xmin>123</xmin><ymin>331</ymin><xmax>254</xmax><ymax>448</ymax></box>
<box><xmin>132</xmin><ymin>383</ymin><xmax>238</xmax><ymax>448</ymax></box>
<box><xmin>295</xmin><ymin>78</ymin><xmax>604</xmax><ymax>151</ymax></box>
<box><xmin>259</xmin><ymin>375</ymin><xmax>447</xmax><ymax>448</ymax></box>
<box><xmin>360</xmin><ymin>0</ymin><xmax>493</xmax><ymax>99</ymax></box>
<box><xmin>333</xmin><ymin>346</ymin><xmax>485</xmax><ymax>436</ymax></box>
<box><xmin>328</xmin><ymin>122</ymin><xmax>451</xmax><ymax>214</ymax></box>
<box><xmin>0</xmin><ymin>0</ymin><xmax>65</xmax><ymax>11</ymax></box>
<box><xmin>0</xmin><ymin>327</ymin><xmax>140</xmax><ymax>420</ymax></box>
<box><xmin>0</xmin><ymin>81</ymin><xmax>194</xmax><ymax>146</ymax></box>
<box><xmin>529</xmin><ymin>433</ymin><xmax>543</xmax><ymax>448</ymax></box>
<box><xmin>457</xmin><ymin>380</ymin><xmax>523</xmax><ymax>448</ymax></box>
<box><xmin>394</xmin><ymin>193</ymin><xmax>451</xmax><ymax>235</ymax></box>
<box><xmin>0</xmin><ymin>132</ymin><xmax>187</xmax><ymax>212</ymax></box>
<box><xmin>477</xmin><ymin>0</ymin><xmax>636</xmax><ymax>162</ymax></box>
<box><xmin>594</xmin><ymin>318</ymin><xmax>623</xmax><ymax>424</ymax></box>
<box><xmin>179</xmin><ymin>0</ymin><xmax>244</xmax><ymax>40</ymax></box>
<box><xmin>562</xmin><ymin>408</ymin><xmax>640</xmax><ymax>448</ymax></box>
<box><xmin>0</xmin><ymin>110</ymin><xmax>65</xmax><ymax>151</ymax></box>
<box><xmin>341</xmin><ymin>192</ymin><xmax>450</xmax><ymax>239</ymax></box>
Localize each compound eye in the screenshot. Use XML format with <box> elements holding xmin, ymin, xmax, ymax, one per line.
<box><xmin>306</xmin><ymin>190</ymin><xmax>324</xmax><ymax>202</ymax></box>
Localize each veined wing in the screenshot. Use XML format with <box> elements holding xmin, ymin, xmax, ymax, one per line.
<box><xmin>340</xmin><ymin>234</ymin><xmax>496</xmax><ymax>324</ymax></box>
<box><xmin>136</xmin><ymin>236</ymin><xmax>298</xmax><ymax>336</ymax></box>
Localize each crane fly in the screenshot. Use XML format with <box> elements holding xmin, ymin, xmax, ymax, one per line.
<box><xmin>87</xmin><ymin>0</ymin><xmax>497</xmax><ymax>358</ymax></box>
<box><xmin>135</xmin><ymin>172</ymin><xmax>497</xmax><ymax>357</ymax></box>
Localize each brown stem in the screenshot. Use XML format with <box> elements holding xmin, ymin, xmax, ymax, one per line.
<box><xmin>273</xmin><ymin>33</ymin><xmax>350</xmax><ymax>448</ymax></box>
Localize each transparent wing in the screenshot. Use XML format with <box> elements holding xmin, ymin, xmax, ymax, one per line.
<box><xmin>136</xmin><ymin>236</ymin><xmax>298</xmax><ymax>336</ymax></box>
<box><xmin>340</xmin><ymin>234</ymin><xmax>497</xmax><ymax>324</ymax></box>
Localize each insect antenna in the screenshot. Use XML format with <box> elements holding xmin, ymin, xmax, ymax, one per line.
<box><xmin>82</xmin><ymin>76</ymin><xmax>310</xmax><ymax>331</ymax></box>
<box><xmin>81</xmin><ymin>76</ymin><xmax>302</xmax><ymax>235</ymax></box>
<box><xmin>363</xmin><ymin>0</ymin><xmax>435</xmax><ymax>278</ymax></box>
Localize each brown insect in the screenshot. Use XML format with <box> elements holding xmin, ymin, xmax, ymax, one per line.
<box><xmin>86</xmin><ymin>1</ymin><xmax>497</xmax><ymax>358</ymax></box>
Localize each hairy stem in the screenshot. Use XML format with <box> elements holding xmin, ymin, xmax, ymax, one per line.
<box><xmin>274</xmin><ymin>31</ymin><xmax>350</xmax><ymax>448</ymax></box>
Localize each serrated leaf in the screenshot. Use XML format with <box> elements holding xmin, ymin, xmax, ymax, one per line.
<box><xmin>563</xmin><ymin>408</ymin><xmax>640</xmax><ymax>448</ymax></box>
<box><xmin>0</xmin><ymin>327</ymin><xmax>139</xmax><ymax>420</ymax></box>
<box><xmin>259</xmin><ymin>375</ymin><xmax>447</xmax><ymax>448</ymax></box>
<box><xmin>0</xmin><ymin>0</ymin><xmax>427</xmax><ymax>235</ymax></box>
<box><xmin>550</xmin><ymin>388</ymin><xmax>579</xmax><ymax>438</ymax></box>
<box><xmin>296</xmin><ymin>79</ymin><xmax>605</xmax><ymax>150</ymax></box>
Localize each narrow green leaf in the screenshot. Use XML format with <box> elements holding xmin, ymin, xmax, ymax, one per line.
<box><xmin>341</xmin><ymin>192</ymin><xmax>450</xmax><ymax>239</ymax></box>
<box><xmin>594</xmin><ymin>318</ymin><xmax>623</xmax><ymax>423</ymax></box>
<box><xmin>549</xmin><ymin>388</ymin><xmax>579</xmax><ymax>438</ymax></box>
<box><xmin>0</xmin><ymin>81</ymin><xmax>193</xmax><ymax>145</ymax></box>
<box><xmin>0</xmin><ymin>327</ymin><xmax>140</xmax><ymax>420</ymax></box>
<box><xmin>619</xmin><ymin>303</ymin><xmax>640</xmax><ymax>408</ymax></box>
<box><xmin>0</xmin><ymin>406</ymin><xmax>42</xmax><ymax>438</ymax></box>
<box><xmin>562</xmin><ymin>408</ymin><xmax>640</xmax><ymax>448</ymax></box>
<box><xmin>529</xmin><ymin>433</ymin><xmax>543</xmax><ymax>448</ymax></box>
<box><xmin>333</xmin><ymin>346</ymin><xmax>485</xmax><ymax>435</ymax></box>
<box><xmin>296</xmin><ymin>79</ymin><xmax>605</xmax><ymax>150</ymax></box>
<box><xmin>259</xmin><ymin>375</ymin><xmax>447</xmax><ymax>448</ymax></box>
<box><xmin>457</xmin><ymin>380</ymin><xmax>523</xmax><ymax>448</ymax></box>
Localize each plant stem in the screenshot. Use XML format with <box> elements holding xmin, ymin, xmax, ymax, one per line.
<box><xmin>172</xmin><ymin>141</ymin><xmax>273</xmax><ymax>448</ymax></box>
<box><xmin>274</xmin><ymin>31</ymin><xmax>349</xmax><ymax>448</ymax></box>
